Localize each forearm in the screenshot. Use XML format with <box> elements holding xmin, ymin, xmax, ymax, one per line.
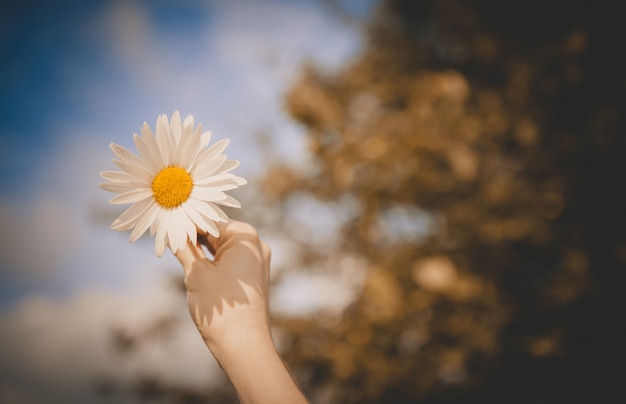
<box><xmin>207</xmin><ymin>326</ymin><xmax>307</xmax><ymax>404</ymax></box>
<box><xmin>177</xmin><ymin>222</ymin><xmax>306</xmax><ymax>403</ymax></box>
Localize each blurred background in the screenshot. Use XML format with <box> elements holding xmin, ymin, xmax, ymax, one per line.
<box><xmin>1</xmin><ymin>0</ymin><xmax>625</xmax><ymax>403</ymax></box>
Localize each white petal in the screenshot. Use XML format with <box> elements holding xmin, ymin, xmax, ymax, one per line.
<box><xmin>113</xmin><ymin>159</ymin><xmax>153</xmax><ymax>182</ymax></box>
<box><xmin>161</xmin><ymin>211</ymin><xmax>176</xmax><ymax>252</ymax></box>
<box><xmin>187</xmin><ymin>198</ymin><xmax>221</xmax><ymax>222</ymax></box>
<box><xmin>205</xmin><ymin>218</ymin><xmax>220</xmax><ymax>237</ymax></box>
<box><xmin>193</xmin><ymin>139</ymin><xmax>228</xmax><ymax>174</ymax></box>
<box><xmin>174</xmin><ymin>124</ymin><xmax>202</xmax><ymax>168</ymax></box>
<box><xmin>170</xmin><ymin>110</ymin><xmax>182</xmax><ymax>143</ymax></box>
<box><xmin>139</xmin><ymin>123</ymin><xmax>164</xmax><ymax>170</ymax></box>
<box><xmin>194</xmin><ymin>172</ymin><xmax>234</xmax><ymax>184</ymax></box>
<box><xmin>199</xmin><ymin>180</ymin><xmax>239</xmax><ymax>192</ymax></box>
<box><xmin>208</xmin><ymin>202</ymin><xmax>230</xmax><ymax>221</ymax></box>
<box><xmin>205</xmin><ymin>173</ymin><xmax>246</xmax><ymax>186</ymax></box>
<box><xmin>182</xmin><ymin>201</ymin><xmax>213</xmax><ymax>234</ymax></box>
<box><xmin>192</xmin><ymin>154</ymin><xmax>227</xmax><ymax>179</ymax></box>
<box><xmin>109</xmin><ymin>188</ymin><xmax>153</xmax><ymax>205</ymax></box>
<box><xmin>156</xmin><ymin>114</ymin><xmax>173</xmax><ymax>166</ymax></box>
<box><xmin>100</xmin><ymin>170</ymin><xmax>137</xmax><ymax>183</ymax></box>
<box><xmin>133</xmin><ymin>133</ymin><xmax>158</xmax><ymax>173</ymax></box>
<box><xmin>183</xmin><ymin>114</ymin><xmax>194</xmax><ymax>129</ymax></box>
<box><xmin>205</xmin><ymin>138</ymin><xmax>230</xmax><ymax>159</ymax></box>
<box><xmin>129</xmin><ymin>203</ymin><xmax>159</xmax><ymax>242</ymax></box>
<box><xmin>191</xmin><ymin>203</ymin><xmax>221</xmax><ymax>237</ymax></box>
<box><xmin>111</xmin><ymin>198</ymin><xmax>153</xmax><ymax>231</ymax></box>
<box><xmin>155</xmin><ymin>236</ymin><xmax>166</xmax><ymax>257</ymax></box>
<box><xmin>176</xmin><ymin>207</ymin><xmax>197</xmax><ymax>247</ymax></box>
<box><xmin>155</xmin><ymin>209</ymin><xmax>168</xmax><ymax>256</ymax></box>
<box><xmin>192</xmin><ymin>138</ymin><xmax>225</xmax><ymax>167</ymax></box>
<box><xmin>191</xmin><ymin>186</ymin><xmax>227</xmax><ymax>202</ymax></box>
<box><xmin>100</xmin><ymin>181</ymin><xmax>146</xmax><ymax>193</ymax></box>
<box><xmin>200</xmin><ymin>131</ymin><xmax>212</xmax><ymax>148</ymax></box>
<box><xmin>169</xmin><ymin>210</ymin><xmax>187</xmax><ymax>253</ymax></box>
<box><xmin>218</xmin><ymin>159</ymin><xmax>240</xmax><ymax>173</ymax></box>
<box><xmin>181</xmin><ymin>126</ymin><xmax>203</xmax><ymax>169</ymax></box>
<box><xmin>214</xmin><ymin>195</ymin><xmax>241</xmax><ymax>208</ymax></box>
<box><xmin>181</xmin><ymin>119</ymin><xmax>194</xmax><ymax>140</ymax></box>
<box><xmin>149</xmin><ymin>210</ymin><xmax>159</xmax><ymax>236</ymax></box>
<box><xmin>164</xmin><ymin>234</ymin><xmax>171</xmax><ymax>255</ymax></box>
<box><xmin>194</xmin><ymin>173</ymin><xmax>246</xmax><ymax>189</ymax></box>
<box><xmin>109</xmin><ymin>143</ymin><xmax>143</xmax><ymax>167</ymax></box>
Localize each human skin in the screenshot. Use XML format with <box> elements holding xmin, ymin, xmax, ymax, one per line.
<box><xmin>174</xmin><ymin>220</ymin><xmax>308</xmax><ymax>404</ymax></box>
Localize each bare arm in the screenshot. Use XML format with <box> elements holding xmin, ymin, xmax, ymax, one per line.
<box><xmin>174</xmin><ymin>220</ymin><xmax>307</xmax><ymax>404</ymax></box>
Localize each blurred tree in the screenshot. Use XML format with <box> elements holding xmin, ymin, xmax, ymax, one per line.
<box><xmin>260</xmin><ymin>0</ymin><xmax>626</xmax><ymax>402</ymax></box>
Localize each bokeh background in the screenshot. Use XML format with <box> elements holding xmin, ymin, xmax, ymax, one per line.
<box><xmin>1</xmin><ymin>0</ymin><xmax>625</xmax><ymax>403</ymax></box>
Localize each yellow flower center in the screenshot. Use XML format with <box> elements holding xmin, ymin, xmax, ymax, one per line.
<box><xmin>151</xmin><ymin>166</ymin><xmax>193</xmax><ymax>208</ymax></box>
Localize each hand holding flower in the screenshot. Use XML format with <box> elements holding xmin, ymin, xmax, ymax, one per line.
<box><xmin>174</xmin><ymin>221</ymin><xmax>308</xmax><ymax>404</ymax></box>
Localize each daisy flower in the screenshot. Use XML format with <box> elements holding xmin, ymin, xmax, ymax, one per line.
<box><xmin>100</xmin><ymin>111</ymin><xmax>246</xmax><ymax>257</ymax></box>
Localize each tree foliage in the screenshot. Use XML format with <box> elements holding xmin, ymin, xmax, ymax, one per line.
<box><xmin>263</xmin><ymin>1</ymin><xmax>626</xmax><ymax>402</ymax></box>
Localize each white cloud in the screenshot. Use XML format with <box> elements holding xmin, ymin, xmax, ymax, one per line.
<box><xmin>271</xmin><ymin>253</ymin><xmax>367</xmax><ymax>316</ymax></box>
<box><xmin>0</xmin><ymin>131</ymin><xmax>173</xmax><ymax>290</ymax></box>
<box><xmin>81</xmin><ymin>0</ymin><xmax>362</xmax><ymax>170</ymax></box>
<box><xmin>211</xmin><ymin>0</ymin><xmax>360</xmax><ymax>74</ymax></box>
<box><xmin>0</xmin><ymin>282</ymin><xmax>220</xmax><ymax>403</ymax></box>
<box><xmin>0</xmin><ymin>197</ymin><xmax>76</xmax><ymax>280</ymax></box>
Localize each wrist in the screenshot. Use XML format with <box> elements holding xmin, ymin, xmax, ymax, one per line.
<box><xmin>206</xmin><ymin>325</ymin><xmax>308</xmax><ymax>404</ymax></box>
<box><xmin>203</xmin><ymin>321</ymin><xmax>274</xmax><ymax>362</ymax></box>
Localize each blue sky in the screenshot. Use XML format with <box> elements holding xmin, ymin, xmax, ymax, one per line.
<box><xmin>0</xmin><ymin>0</ymin><xmax>375</xmax><ymax>400</ymax></box>
<box><xmin>0</xmin><ymin>0</ymin><xmax>374</xmax><ymax>300</ymax></box>
<box><xmin>1</xmin><ymin>0</ymin><xmax>373</xmax><ymax>194</ymax></box>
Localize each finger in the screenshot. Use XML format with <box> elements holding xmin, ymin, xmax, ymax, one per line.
<box><xmin>198</xmin><ymin>232</ymin><xmax>217</xmax><ymax>256</ymax></box>
<box><xmin>205</xmin><ymin>220</ymin><xmax>260</xmax><ymax>258</ymax></box>
<box><xmin>173</xmin><ymin>241</ymin><xmax>207</xmax><ymax>275</ymax></box>
<box><xmin>205</xmin><ymin>220</ymin><xmax>236</xmax><ymax>253</ymax></box>
<box><xmin>260</xmin><ymin>241</ymin><xmax>271</xmax><ymax>263</ymax></box>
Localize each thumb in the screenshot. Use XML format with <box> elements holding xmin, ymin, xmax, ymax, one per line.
<box><xmin>173</xmin><ymin>241</ymin><xmax>207</xmax><ymax>275</ymax></box>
